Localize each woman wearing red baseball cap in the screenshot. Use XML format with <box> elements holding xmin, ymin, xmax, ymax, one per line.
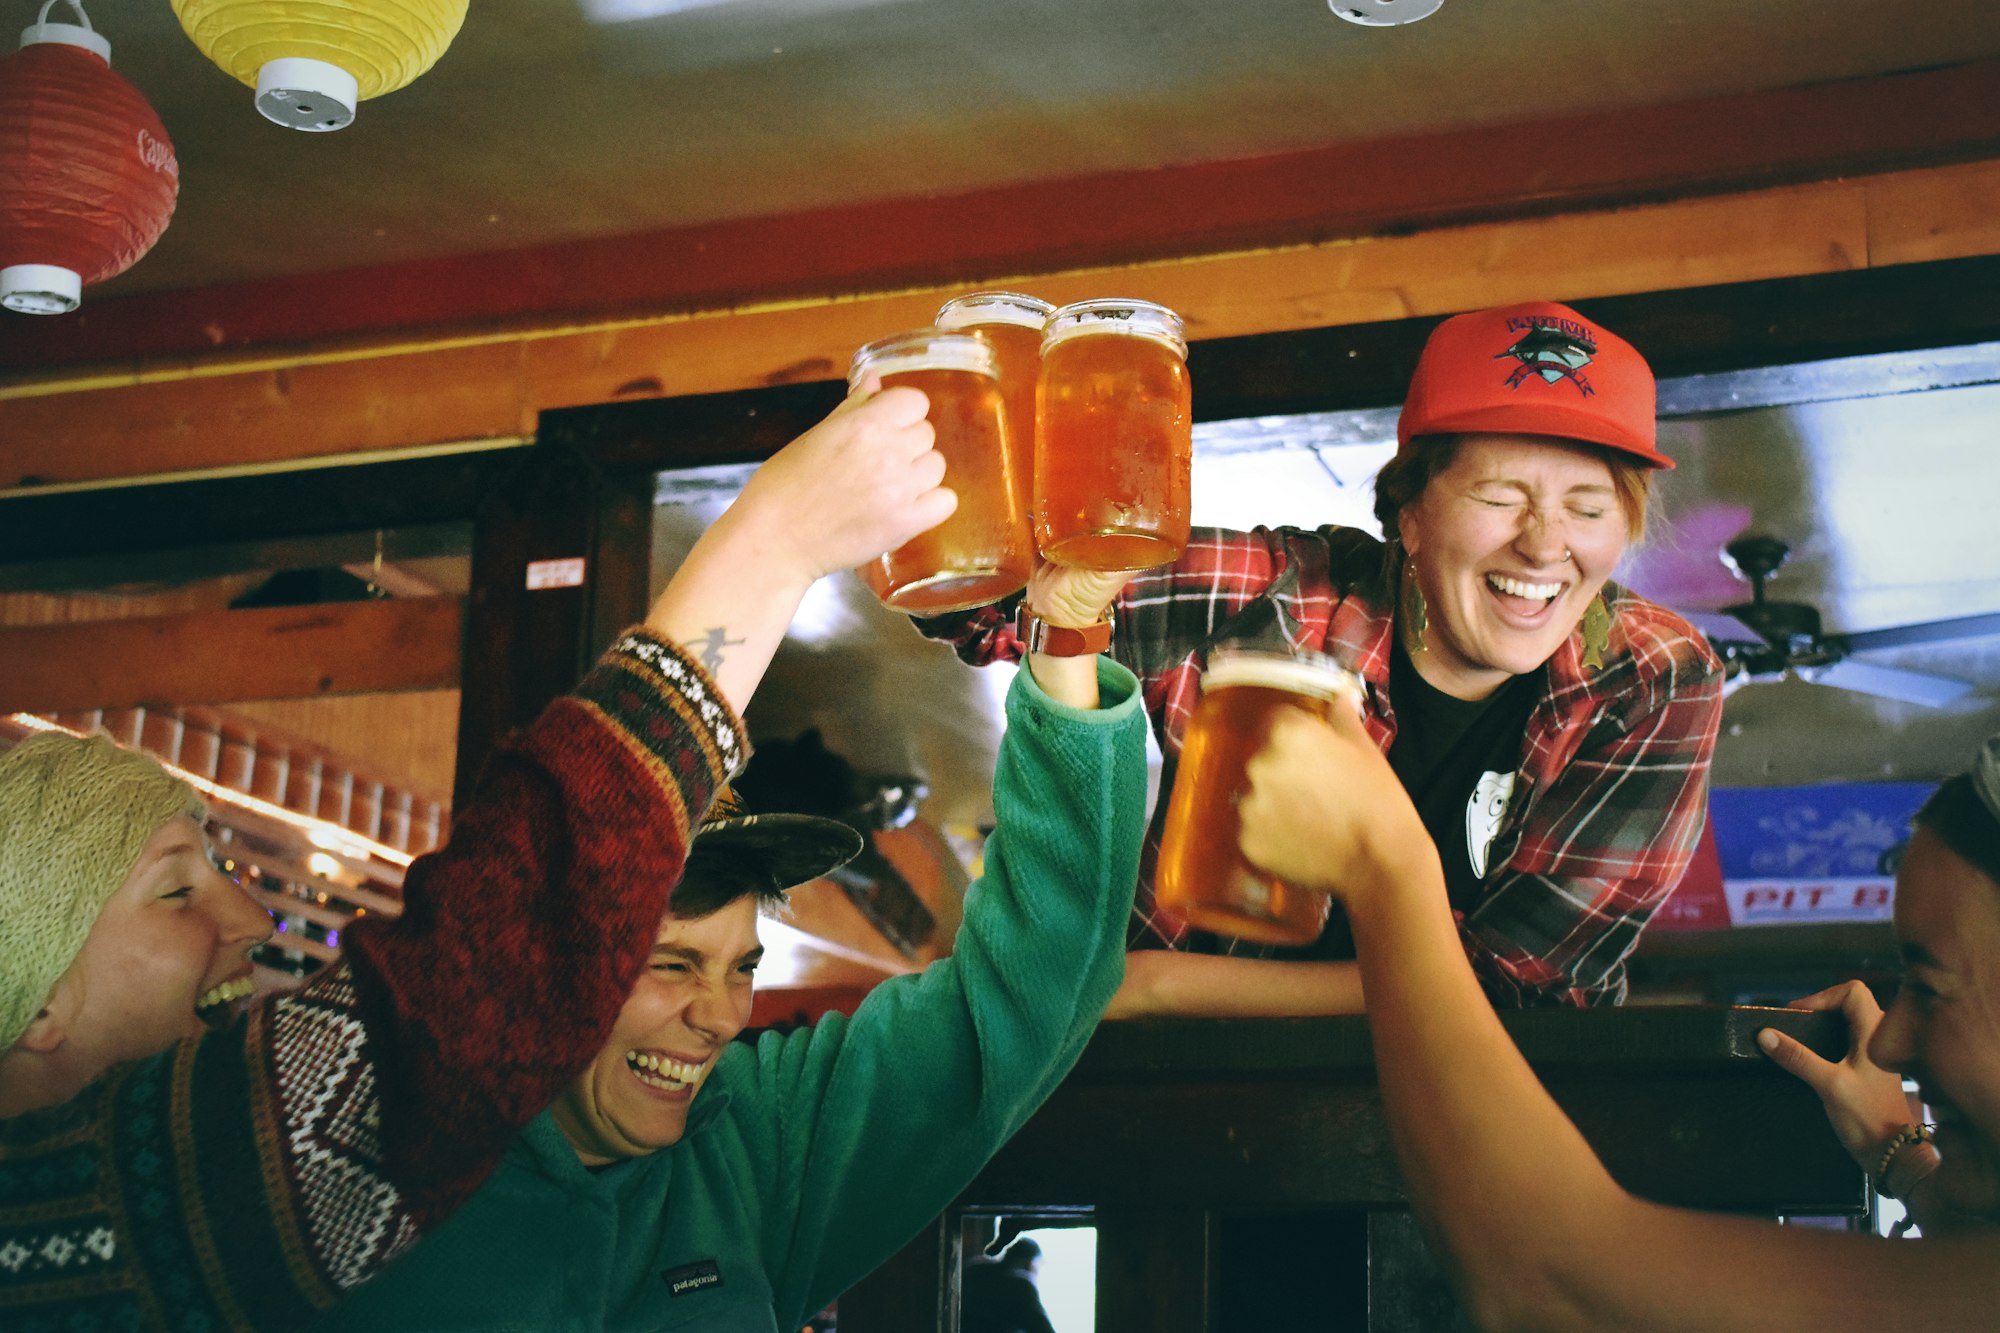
<box><xmin>921</xmin><ymin>300</ymin><xmax>1723</xmax><ymax>1016</ymax></box>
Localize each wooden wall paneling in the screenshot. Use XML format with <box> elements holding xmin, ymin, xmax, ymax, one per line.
<box><xmin>0</xmin><ymin>598</ymin><xmax>462</xmax><ymax>714</ymax></box>
<box><xmin>1094</xmin><ymin>1208</ymin><xmax>1215</xmax><ymax>1333</ymax></box>
<box><xmin>833</xmin><ymin>1219</ymin><xmax>953</xmax><ymax>1333</ymax></box>
<box><xmin>452</xmin><ymin>438</ymin><xmax>658</xmax><ymax>805</ymax></box>
<box><xmin>5</xmin><ymin>59</ymin><xmax>1997</xmax><ymax>370</ymax></box>
<box><xmin>1365</xmin><ymin>1212</ymin><xmax>1477</xmax><ymax>1333</ymax></box>
<box><xmin>7</xmin><ymin>157</ymin><xmax>2000</xmax><ymax>491</ymax></box>
<box><xmin>227</xmin><ymin>692</ymin><xmax>461</xmax><ymax>807</ymax></box>
<box><xmin>900</xmin><ymin>1009</ymin><xmax>1858</xmax><ymax>1332</ymax></box>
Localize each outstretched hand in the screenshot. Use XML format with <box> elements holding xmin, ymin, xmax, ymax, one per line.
<box><xmin>1023</xmin><ymin>560</ymin><xmax>1137</xmax><ymax>630</ymax></box>
<box><xmin>731</xmin><ymin>377</ymin><xmax>957</xmax><ymax>586</ymax></box>
<box><xmin>1237</xmin><ymin>704</ymin><xmax>1426</xmax><ymax>905</ymax></box>
<box><xmin>1756</xmin><ymin>980</ymin><xmax>1915</xmax><ymax>1169</ymax></box>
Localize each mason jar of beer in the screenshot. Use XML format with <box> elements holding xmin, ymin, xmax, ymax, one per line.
<box><xmin>848</xmin><ymin>327</ymin><xmax>1035</xmax><ymax>615</ymax></box>
<box><xmin>1036</xmin><ymin>298</ymin><xmax>1191</xmax><ymax>571</ymax></box>
<box><xmin>936</xmin><ymin>291</ymin><xmax>1051</xmax><ymax>516</ymax></box>
<box><xmin>1155</xmin><ymin>648</ymin><xmax>1365</xmax><ymax>946</ymax></box>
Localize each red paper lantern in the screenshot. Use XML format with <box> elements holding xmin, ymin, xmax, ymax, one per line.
<box><xmin>0</xmin><ymin>2</ymin><xmax>178</xmax><ymax>314</ymax></box>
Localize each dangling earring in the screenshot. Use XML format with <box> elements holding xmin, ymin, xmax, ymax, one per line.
<box><xmin>1400</xmin><ymin>556</ymin><xmax>1428</xmax><ymax>656</ymax></box>
<box><xmin>1580</xmin><ymin>592</ymin><xmax>1613</xmax><ymax>672</ymax></box>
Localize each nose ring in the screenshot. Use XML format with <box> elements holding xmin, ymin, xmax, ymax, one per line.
<box><xmin>1561</xmin><ymin>549</ymin><xmax>1574</xmax><ymax>564</ymax></box>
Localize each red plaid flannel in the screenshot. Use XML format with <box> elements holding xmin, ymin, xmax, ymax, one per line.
<box><xmin>917</xmin><ymin>525</ymin><xmax>1724</xmax><ymax>1007</ymax></box>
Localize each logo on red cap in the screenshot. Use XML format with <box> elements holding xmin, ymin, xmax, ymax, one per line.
<box><xmin>1396</xmin><ymin>300</ymin><xmax>1672</xmax><ymax>469</ymax></box>
<box><xmin>1495</xmin><ymin>316</ymin><xmax>1597</xmax><ymax>396</ymax></box>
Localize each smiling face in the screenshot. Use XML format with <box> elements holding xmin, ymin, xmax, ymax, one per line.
<box><xmin>59</xmin><ymin>815</ymin><xmax>273</xmax><ymax>1070</ymax></box>
<box><xmin>550</xmin><ymin>895</ymin><xmax>763</xmax><ymax>1166</ymax></box>
<box><xmin>1396</xmin><ymin>433</ymin><xmax>1631</xmax><ymax>700</ymax></box>
<box><xmin>1867</xmin><ymin>827</ymin><xmax>2000</xmax><ymax>1222</ymax></box>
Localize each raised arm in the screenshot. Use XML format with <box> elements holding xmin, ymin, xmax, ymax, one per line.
<box><xmin>651</xmin><ymin>382</ymin><xmax>952</xmax><ymax>713</ymax></box>
<box><xmin>755</xmin><ymin>649</ymin><xmax>1150</xmax><ymax>1323</ymax></box>
<box><xmin>348</xmin><ymin>379</ymin><xmax>954</xmax><ymax>1217</ymax></box>
<box><xmin>0</xmin><ymin>383</ymin><xmax>955</xmax><ymax>1329</ymax></box>
<box><xmin>1236</xmin><ymin>707</ymin><xmax>2000</xmax><ymax>1332</ymax></box>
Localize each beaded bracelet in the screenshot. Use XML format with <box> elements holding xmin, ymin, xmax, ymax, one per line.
<box><xmin>1872</xmin><ymin>1123</ymin><xmax>1936</xmax><ymax>1199</ymax></box>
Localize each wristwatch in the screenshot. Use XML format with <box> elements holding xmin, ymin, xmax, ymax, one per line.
<box><xmin>1016</xmin><ymin>603</ymin><xmax>1113</xmax><ymax>657</ymax></box>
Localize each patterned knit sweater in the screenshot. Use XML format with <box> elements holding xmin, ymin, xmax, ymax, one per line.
<box><xmin>0</xmin><ymin>628</ymin><xmax>746</xmax><ymax>1331</ymax></box>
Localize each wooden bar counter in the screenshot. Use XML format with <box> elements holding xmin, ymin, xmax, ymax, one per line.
<box><xmin>840</xmin><ymin>1005</ymin><xmax>1860</xmax><ymax>1331</ymax></box>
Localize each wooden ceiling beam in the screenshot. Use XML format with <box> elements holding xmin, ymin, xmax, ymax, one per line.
<box><xmin>0</xmin><ymin>598</ymin><xmax>462</xmax><ymax>714</ymax></box>
<box><xmin>5</xmin><ymin>58</ymin><xmax>1999</xmax><ymax>370</ymax></box>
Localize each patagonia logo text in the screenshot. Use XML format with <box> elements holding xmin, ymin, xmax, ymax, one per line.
<box><xmin>661</xmin><ymin>1259</ymin><xmax>722</xmax><ymax>1296</ymax></box>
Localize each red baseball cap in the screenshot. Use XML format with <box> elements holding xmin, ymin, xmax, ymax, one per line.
<box><xmin>1396</xmin><ymin>301</ymin><xmax>1671</xmax><ymax>469</ymax></box>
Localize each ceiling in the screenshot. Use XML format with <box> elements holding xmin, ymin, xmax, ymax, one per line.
<box><xmin>66</xmin><ymin>0</ymin><xmax>2000</xmax><ymax>301</ymax></box>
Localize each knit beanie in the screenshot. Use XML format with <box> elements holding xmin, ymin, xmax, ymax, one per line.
<box><xmin>0</xmin><ymin>732</ymin><xmax>204</xmax><ymax>1051</ymax></box>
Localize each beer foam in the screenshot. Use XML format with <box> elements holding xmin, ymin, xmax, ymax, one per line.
<box><xmin>937</xmin><ymin>291</ymin><xmax>1053</xmax><ymax>330</ymax></box>
<box><xmin>1041</xmin><ymin>299</ymin><xmax>1187</xmax><ymax>358</ymax></box>
<box><xmin>1202</xmin><ymin>652</ymin><xmax>1363</xmax><ymax>705</ymax></box>
<box><xmin>848</xmin><ymin>330</ymin><xmax>998</xmax><ymax>385</ymax></box>
<box><xmin>1041</xmin><ymin>323</ymin><xmax>1185</xmax><ymax>356</ymax></box>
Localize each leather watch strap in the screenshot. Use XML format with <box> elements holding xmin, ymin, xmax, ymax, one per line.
<box><xmin>1016</xmin><ymin>603</ymin><xmax>1113</xmax><ymax>657</ymax></box>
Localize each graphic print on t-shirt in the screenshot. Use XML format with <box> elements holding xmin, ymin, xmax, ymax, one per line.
<box><xmin>1466</xmin><ymin>770</ymin><xmax>1516</xmax><ymax>880</ymax></box>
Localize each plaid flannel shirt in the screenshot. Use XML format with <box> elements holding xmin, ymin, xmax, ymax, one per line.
<box><xmin>916</xmin><ymin>524</ymin><xmax>1724</xmax><ymax>1007</ymax></box>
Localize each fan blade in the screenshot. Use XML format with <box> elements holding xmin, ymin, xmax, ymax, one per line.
<box><xmin>1799</xmin><ymin>659</ymin><xmax>1974</xmax><ymax>707</ymax></box>
<box><xmin>1681</xmin><ymin>610</ymin><xmax>1766</xmax><ymax>646</ymax></box>
<box><xmin>1829</xmin><ymin>611</ymin><xmax>2000</xmax><ymax>653</ymax></box>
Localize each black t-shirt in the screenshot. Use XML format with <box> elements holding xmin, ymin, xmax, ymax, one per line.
<box><xmin>1273</xmin><ymin>640</ymin><xmax>1540</xmax><ymax>962</ymax></box>
<box><xmin>1385</xmin><ymin>639</ymin><xmax>1542</xmax><ymax>913</ymax></box>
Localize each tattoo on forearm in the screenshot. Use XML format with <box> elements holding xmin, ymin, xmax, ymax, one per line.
<box><xmin>692</xmin><ymin>626</ymin><xmax>745</xmax><ymax>673</ymax></box>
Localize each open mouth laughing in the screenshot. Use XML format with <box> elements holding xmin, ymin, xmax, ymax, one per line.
<box><xmin>1484</xmin><ymin>571</ymin><xmax>1571</xmax><ymax>622</ymax></box>
<box><xmin>194</xmin><ymin>974</ymin><xmax>256</xmax><ymax>1027</ymax></box>
<box><xmin>625</xmin><ymin>1050</ymin><xmax>709</xmax><ymax>1095</ymax></box>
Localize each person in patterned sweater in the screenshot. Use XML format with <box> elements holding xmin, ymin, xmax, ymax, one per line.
<box><xmin>918</xmin><ymin>300</ymin><xmax>1724</xmax><ymax>1013</ymax></box>
<box><xmin>0</xmin><ymin>380</ymin><xmax>954</xmax><ymax>1331</ymax></box>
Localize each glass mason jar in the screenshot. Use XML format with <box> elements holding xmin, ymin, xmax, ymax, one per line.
<box><xmin>1035</xmin><ymin>298</ymin><xmax>1192</xmax><ymax>571</ymax></box>
<box><xmin>1154</xmin><ymin>648</ymin><xmax>1364</xmax><ymax>946</ymax></box>
<box><xmin>847</xmin><ymin>327</ymin><xmax>1035</xmax><ymax>615</ymax></box>
<box><xmin>936</xmin><ymin>290</ymin><xmax>1052</xmax><ymax>558</ymax></box>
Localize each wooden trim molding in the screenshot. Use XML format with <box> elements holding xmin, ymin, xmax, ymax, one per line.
<box><xmin>4</xmin><ymin>155</ymin><xmax>1999</xmax><ymax>490</ymax></box>
<box><xmin>0</xmin><ymin>598</ymin><xmax>463</xmax><ymax>714</ymax></box>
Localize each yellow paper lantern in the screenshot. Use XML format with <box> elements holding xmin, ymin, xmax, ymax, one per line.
<box><xmin>170</xmin><ymin>0</ymin><xmax>469</xmax><ymax>132</ymax></box>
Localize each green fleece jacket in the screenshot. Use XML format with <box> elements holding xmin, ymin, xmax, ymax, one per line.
<box><xmin>311</xmin><ymin>658</ymin><xmax>1147</xmax><ymax>1332</ymax></box>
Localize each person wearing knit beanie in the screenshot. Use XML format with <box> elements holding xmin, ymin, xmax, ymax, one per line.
<box><xmin>0</xmin><ymin>731</ymin><xmax>272</xmax><ymax>1114</ymax></box>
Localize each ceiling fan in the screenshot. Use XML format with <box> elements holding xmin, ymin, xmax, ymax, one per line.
<box><xmin>1680</xmin><ymin>535</ymin><xmax>2000</xmax><ymax>707</ymax></box>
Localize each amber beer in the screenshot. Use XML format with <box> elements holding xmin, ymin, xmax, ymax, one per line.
<box><xmin>936</xmin><ymin>292</ymin><xmax>1051</xmax><ymax>533</ymax></box>
<box><xmin>1155</xmin><ymin>650</ymin><xmax>1365</xmax><ymax>946</ymax></box>
<box><xmin>848</xmin><ymin>328</ymin><xmax>1034</xmax><ymax>615</ymax></box>
<box><xmin>1036</xmin><ymin>299</ymin><xmax>1191</xmax><ymax>570</ymax></box>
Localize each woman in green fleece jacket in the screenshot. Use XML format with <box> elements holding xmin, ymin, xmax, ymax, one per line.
<box><xmin>311</xmin><ymin>565</ymin><xmax>1150</xmax><ymax>1333</ymax></box>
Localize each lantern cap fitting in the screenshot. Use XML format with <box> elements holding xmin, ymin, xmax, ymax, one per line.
<box><xmin>1</xmin><ymin>265</ymin><xmax>82</xmax><ymax>315</ymax></box>
<box><xmin>1329</xmin><ymin>0</ymin><xmax>1443</xmax><ymax>25</ymax></box>
<box><xmin>18</xmin><ymin>20</ymin><xmax>110</xmax><ymax>61</ymax></box>
<box><xmin>255</xmin><ymin>57</ymin><xmax>358</xmax><ymax>132</ymax></box>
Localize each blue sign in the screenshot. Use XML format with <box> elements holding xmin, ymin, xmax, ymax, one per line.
<box><xmin>1707</xmin><ymin>783</ymin><xmax>1933</xmax><ymax>925</ymax></box>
